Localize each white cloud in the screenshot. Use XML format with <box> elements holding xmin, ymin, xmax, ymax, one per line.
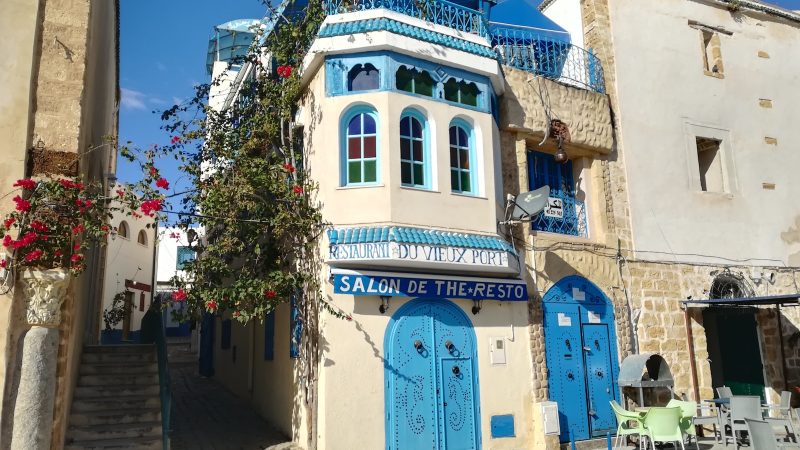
<box><xmin>121</xmin><ymin>88</ymin><xmax>147</xmax><ymax>110</ymax></box>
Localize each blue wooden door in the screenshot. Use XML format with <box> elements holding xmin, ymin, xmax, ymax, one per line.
<box><xmin>582</xmin><ymin>324</ymin><xmax>616</xmax><ymax>436</ymax></box>
<box><xmin>386</xmin><ymin>299</ymin><xmax>480</xmax><ymax>450</ymax></box>
<box><xmin>543</xmin><ymin>303</ymin><xmax>589</xmax><ymax>441</ymax></box>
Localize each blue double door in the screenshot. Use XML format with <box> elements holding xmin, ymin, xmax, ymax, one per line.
<box><xmin>385</xmin><ymin>299</ymin><xmax>481</xmax><ymax>450</ymax></box>
<box><xmin>543</xmin><ymin>289</ymin><xmax>619</xmax><ymax>442</ymax></box>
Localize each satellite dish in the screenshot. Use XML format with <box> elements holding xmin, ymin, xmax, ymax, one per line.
<box><xmin>510</xmin><ymin>185</ymin><xmax>550</xmax><ymax>221</ymax></box>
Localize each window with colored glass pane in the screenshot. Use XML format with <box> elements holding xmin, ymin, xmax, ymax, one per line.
<box><xmin>346</xmin><ymin>112</ymin><xmax>378</xmax><ymax>185</ymax></box>
<box><xmin>449</xmin><ymin>125</ymin><xmax>472</xmax><ymax>193</ymax></box>
<box><xmin>395</xmin><ymin>66</ymin><xmax>434</xmax><ymax>97</ymax></box>
<box><xmin>400</xmin><ymin>115</ymin><xmax>425</xmax><ymax>187</ymax></box>
<box><xmin>444</xmin><ymin>78</ymin><xmax>480</xmax><ymax>107</ymax></box>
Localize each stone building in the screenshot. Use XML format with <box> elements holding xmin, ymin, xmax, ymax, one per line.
<box><xmin>526</xmin><ymin>0</ymin><xmax>800</xmax><ymax>445</ymax></box>
<box><xmin>0</xmin><ymin>0</ymin><xmax>119</xmax><ymax>448</ymax></box>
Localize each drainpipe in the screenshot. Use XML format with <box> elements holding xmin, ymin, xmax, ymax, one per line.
<box><xmin>683</xmin><ymin>305</ymin><xmax>701</xmax><ymax>402</ymax></box>
<box><xmin>777</xmin><ymin>304</ymin><xmax>788</xmax><ymax>391</ymax></box>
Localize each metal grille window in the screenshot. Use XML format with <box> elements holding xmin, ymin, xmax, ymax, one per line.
<box><xmin>345</xmin><ymin>112</ymin><xmax>378</xmax><ymax>185</ymax></box>
<box><xmin>176</xmin><ymin>246</ymin><xmax>196</xmax><ymax>270</ymax></box>
<box><xmin>400</xmin><ymin>114</ymin><xmax>425</xmax><ymax>187</ymax></box>
<box><xmin>528</xmin><ymin>151</ymin><xmax>587</xmax><ymax>237</ymax></box>
<box><xmin>449</xmin><ymin>124</ymin><xmax>473</xmax><ymax>193</ymax></box>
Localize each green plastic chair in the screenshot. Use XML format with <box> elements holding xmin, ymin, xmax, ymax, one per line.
<box><xmin>642</xmin><ymin>406</ymin><xmax>685</xmax><ymax>450</ymax></box>
<box><xmin>610</xmin><ymin>400</ymin><xmax>647</xmax><ymax>449</ymax></box>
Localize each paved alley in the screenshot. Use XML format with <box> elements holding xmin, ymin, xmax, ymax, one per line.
<box><xmin>168</xmin><ymin>340</ymin><xmax>297</xmax><ymax>450</ymax></box>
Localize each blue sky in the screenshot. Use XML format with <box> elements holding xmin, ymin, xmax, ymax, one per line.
<box><xmin>118</xmin><ymin>0</ymin><xmax>800</xmax><ymax>200</ymax></box>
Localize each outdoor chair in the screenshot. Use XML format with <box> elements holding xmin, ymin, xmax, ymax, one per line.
<box><xmin>717</xmin><ymin>386</ymin><xmax>733</xmax><ymax>399</ymax></box>
<box><xmin>763</xmin><ymin>391</ymin><xmax>797</xmax><ymax>443</ymax></box>
<box><xmin>667</xmin><ymin>399</ymin><xmax>718</xmax><ymax>448</ymax></box>
<box><xmin>746</xmin><ymin>418</ymin><xmax>781</xmax><ymax>450</ymax></box>
<box><xmin>642</xmin><ymin>406</ymin><xmax>685</xmax><ymax>450</ymax></box>
<box><xmin>726</xmin><ymin>395</ymin><xmax>763</xmax><ymax>450</ymax></box>
<box><xmin>610</xmin><ymin>400</ymin><xmax>647</xmax><ymax>449</ymax></box>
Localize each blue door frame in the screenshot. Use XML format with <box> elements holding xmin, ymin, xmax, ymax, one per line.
<box><xmin>542</xmin><ymin>276</ymin><xmax>620</xmax><ymax>442</ymax></box>
<box><xmin>384</xmin><ymin>298</ymin><xmax>482</xmax><ymax>450</ymax></box>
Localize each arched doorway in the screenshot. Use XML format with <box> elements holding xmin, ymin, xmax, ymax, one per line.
<box><xmin>542</xmin><ymin>275</ymin><xmax>620</xmax><ymax>442</ymax></box>
<box><xmin>703</xmin><ymin>272</ymin><xmax>766</xmax><ymax>397</ymax></box>
<box><xmin>384</xmin><ymin>299</ymin><xmax>481</xmax><ymax>450</ymax></box>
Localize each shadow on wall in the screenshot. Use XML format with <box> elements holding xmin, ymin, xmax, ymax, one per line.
<box><xmin>780</xmin><ymin>216</ymin><xmax>800</xmax><ymax>267</ymax></box>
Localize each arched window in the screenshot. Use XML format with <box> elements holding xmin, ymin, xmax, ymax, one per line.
<box><xmin>399</xmin><ymin>112</ymin><xmax>426</xmax><ymax>187</ymax></box>
<box><xmin>395</xmin><ymin>66</ymin><xmax>434</xmax><ymax>97</ymax></box>
<box><xmin>343</xmin><ymin>109</ymin><xmax>378</xmax><ymax>185</ymax></box>
<box><xmin>118</xmin><ymin>221</ymin><xmax>129</xmax><ymax>239</ymax></box>
<box><xmin>710</xmin><ymin>273</ymin><xmax>753</xmax><ymax>299</ymax></box>
<box><xmin>449</xmin><ymin>123</ymin><xmax>474</xmax><ymax>194</ymax></box>
<box><xmin>348</xmin><ymin>63</ymin><xmax>380</xmax><ymax>91</ymax></box>
<box><xmin>137</xmin><ymin>230</ymin><xmax>148</xmax><ymax>246</ymax></box>
<box><xmin>444</xmin><ymin>78</ymin><xmax>480</xmax><ymax>107</ymax></box>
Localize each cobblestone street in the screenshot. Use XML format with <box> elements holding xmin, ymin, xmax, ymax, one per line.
<box><xmin>169</xmin><ymin>341</ymin><xmax>297</xmax><ymax>450</ymax></box>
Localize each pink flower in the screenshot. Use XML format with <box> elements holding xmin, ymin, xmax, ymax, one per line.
<box><xmin>206</xmin><ymin>300</ymin><xmax>217</xmax><ymax>312</ymax></box>
<box><xmin>233</xmin><ymin>311</ymin><xmax>241</xmax><ymax>318</ymax></box>
<box><xmin>140</xmin><ymin>199</ymin><xmax>163</xmax><ymax>217</ymax></box>
<box><xmin>13</xmin><ymin>196</ymin><xmax>30</xmax><ymax>212</ymax></box>
<box><xmin>171</xmin><ymin>136</ymin><xmax>180</xmax><ymax>144</ymax></box>
<box><xmin>172</xmin><ymin>289</ymin><xmax>187</xmax><ymax>302</ymax></box>
<box><xmin>3</xmin><ymin>217</ymin><xmax>15</xmax><ymax>229</ymax></box>
<box><xmin>115</xmin><ymin>189</ymin><xmax>125</xmax><ymax>198</ymax></box>
<box><xmin>72</xmin><ymin>224</ymin><xmax>85</xmax><ymax>234</ymax></box>
<box><xmin>29</xmin><ymin>221</ymin><xmax>48</xmax><ymax>233</ymax></box>
<box><xmin>156</xmin><ymin>178</ymin><xmax>169</xmax><ymax>190</ymax></box>
<box><xmin>54</xmin><ymin>250</ymin><xmax>63</xmax><ymax>258</ymax></box>
<box><xmin>264</xmin><ymin>290</ymin><xmax>276</xmax><ymax>298</ymax></box>
<box><xmin>149</xmin><ymin>166</ymin><xmax>158</xmax><ymax>177</ymax></box>
<box><xmin>276</xmin><ymin>65</ymin><xmax>293</xmax><ymax>78</ymax></box>
<box><xmin>14</xmin><ymin>232</ymin><xmax>38</xmax><ymax>249</ymax></box>
<box><xmin>13</xmin><ymin>179</ymin><xmax>37</xmax><ymax>190</ymax></box>
<box><xmin>293</xmin><ymin>185</ymin><xmax>303</xmax><ymax>195</ymax></box>
<box><xmin>0</xmin><ymin>259</ymin><xmax>7</xmax><ymax>269</ymax></box>
<box><xmin>3</xmin><ymin>235</ymin><xmax>13</xmax><ymax>248</ymax></box>
<box><xmin>70</xmin><ymin>253</ymin><xmax>83</xmax><ymax>263</ymax></box>
<box><xmin>73</xmin><ymin>242</ymin><xmax>81</xmax><ymax>251</ymax></box>
<box><xmin>25</xmin><ymin>249</ymin><xmax>44</xmax><ymax>262</ymax></box>
<box><xmin>283</xmin><ymin>163</ymin><xmax>296</xmax><ymax>173</ymax></box>
<box><xmin>59</xmin><ymin>179</ymin><xmax>84</xmax><ymax>190</ymax></box>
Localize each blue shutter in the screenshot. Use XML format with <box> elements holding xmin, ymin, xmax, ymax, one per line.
<box><xmin>264</xmin><ymin>311</ymin><xmax>275</xmax><ymax>361</ymax></box>
<box><xmin>221</xmin><ymin>319</ymin><xmax>232</xmax><ymax>350</ymax></box>
<box><xmin>176</xmin><ymin>246</ymin><xmax>196</xmax><ymax>270</ymax></box>
<box><xmin>528</xmin><ymin>151</ymin><xmax>584</xmax><ymax>237</ymax></box>
<box><xmin>290</xmin><ymin>294</ymin><xmax>302</xmax><ymax>358</ymax></box>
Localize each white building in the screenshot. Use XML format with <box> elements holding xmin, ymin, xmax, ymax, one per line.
<box><xmin>99</xmin><ymin>188</ymin><xmax>156</xmax><ymax>343</ymax></box>
<box><xmin>155</xmin><ymin>226</ymin><xmax>199</xmax><ymax>336</ymax></box>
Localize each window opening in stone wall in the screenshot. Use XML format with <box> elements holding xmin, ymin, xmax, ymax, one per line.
<box><xmin>137</xmin><ymin>230</ymin><xmax>148</xmax><ymax>246</ymax></box>
<box><xmin>701</xmin><ymin>29</ymin><xmax>724</xmax><ymax>76</ymax></box>
<box><xmin>396</xmin><ymin>66</ymin><xmax>434</xmax><ymax>97</ymax></box>
<box><xmin>118</xmin><ymin>221</ymin><xmax>129</xmax><ymax>239</ymax></box>
<box><xmin>348</xmin><ymin>63</ymin><xmax>380</xmax><ymax>91</ymax></box>
<box><xmin>696</xmin><ymin>137</ymin><xmax>724</xmax><ymax>192</ymax></box>
<box><xmin>709</xmin><ymin>272</ymin><xmax>753</xmax><ymax>299</ymax></box>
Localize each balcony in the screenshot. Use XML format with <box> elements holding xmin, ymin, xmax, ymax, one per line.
<box><xmin>324</xmin><ymin>0</ymin><xmax>488</xmax><ymax>37</ymax></box>
<box><xmin>489</xmin><ymin>23</ymin><xmax>605</xmax><ymax>93</ymax></box>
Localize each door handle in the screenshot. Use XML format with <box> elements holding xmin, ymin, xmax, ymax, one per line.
<box><xmin>452</xmin><ymin>366</ymin><xmax>460</xmax><ymax>375</ymax></box>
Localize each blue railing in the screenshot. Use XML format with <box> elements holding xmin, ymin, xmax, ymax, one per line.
<box><xmin>489</xmin><ymin>23</ymin><xmax>605</xmax><ymax>93</ymax></box>
<box><xmin>140</xmin><ymin>303</ymin><xmax>171</xmax><ymax>450</ymax></box>
<box><xmin>324</xmin><ymin>0</ymin><xmax>488</xmax><ymax>38</ymax></box>
<box><xmin>532</xmin><ymin>197</ymin><xmax>588</xmax><ymax>238</ymax></box>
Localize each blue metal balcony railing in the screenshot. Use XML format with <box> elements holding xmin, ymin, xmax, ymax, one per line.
<box><xmin>532</xmin><ymin>197</ymin><xmax>588</xmax><ymax>238</ymax></box>
<box><xmin>489</xmin><ymin>23</ymin><xmax>605</xmax><ymax>93</ymax></box>
<box><xmin>324</xmin><ymin>0</ymin><xmax>488</xmax><ymax>38</ymax></box>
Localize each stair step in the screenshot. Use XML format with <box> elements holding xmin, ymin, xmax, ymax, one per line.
<box><xmin>74</xmin><ymin>385</ymin><xmax>159</xmax><ymax>398</ymax></box>
<box><xmin>83</xmin><ymin>345</ymin><xmax>154</xmax><ymax>354</ymax></box>
<box><xmin>67</xmin><ymin>422</ymin><xmax>161</xmax><ymax>442</ymax></box>
<box><xmin>78</xmin><ymin>373</ymin><xmax>159</xmax><ymax>387</ymax></box>
<box><xmin>82</xmin><ymin>352</ymin><xmax>156</xmax><ymax>364</ymax></box>
<box><xmin>64</xmin><ymin>436</ymin><xmax>162</xmax><ymax>450</ymax></box>
<box><xmin>70</xmin><ymin>407</ymin><xmax>161</xmax><ymax>427</ymax></box>
<box><xmin>72</xmin><ymin>394</ymin><xmax>161</xmax><ymax>412</ymax></box>
<box><xmin>80</xmin><ymin>362</ymin><xmax>158</xmax><ymax>375</ymax></box>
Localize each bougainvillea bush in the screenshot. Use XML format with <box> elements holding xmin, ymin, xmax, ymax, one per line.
<box><xmin>133</xmin><ymin>0</ymin><xmax>336</xmax><ymax>323</ymax></box>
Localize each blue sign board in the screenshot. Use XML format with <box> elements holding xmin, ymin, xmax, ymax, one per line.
<box><xmin>332</xmin><ymin>273</ymin><xmax>528</xmax><ymax>301</ymax></box>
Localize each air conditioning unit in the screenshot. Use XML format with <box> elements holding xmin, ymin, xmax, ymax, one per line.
<box><xmin>541</xmin><ymin>401</ymin><xmax>560</xmax><ymax>436</ymax></box>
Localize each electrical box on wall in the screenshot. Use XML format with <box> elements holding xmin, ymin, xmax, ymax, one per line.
<box><xmin>489</xmin><ymin>337</ymin><xmax>506</xmax><ymax>365</ymax></box>
<box><xmin>541</xmin><ymin>401</ymin><xmax>560</xmax><ymax>436</ymax></box>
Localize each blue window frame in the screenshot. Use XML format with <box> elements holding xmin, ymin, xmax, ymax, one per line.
<box><xmin>528</xmin><ymin>151</ymin><xmax>588</xmax><ymax>237</ymax></box>
<box><xmin>176</xmin><ymin>246</ymin><xmax>195</xmax><ymax>270</ymax></box>
<box><xmin>348</xmin><ymin>63</ymin><xmax>380</xmax><ymax>91</ymax></box>
<box><xmin>221</xmin><ymin>319</ymin><xmax>232</xmax><ymax>350</ymax></box>
<box><xmin>399</xmin><ymin>111</ymin><xmax>428</xmax><ymax>188</ymax></box>
<box><xmin>290</xmin><ymin>293</ymin><xmax>302</xmax><ymax>358</ymax></box>
<box><xmin>449</xmin><ymin>122</ymin><xmax>475</xmax><ymax>194</ymax></box>
<box><xmin>395</xmin><ymin>66</ymin><xmax>434</xmax><ymax>97</ymax></box>
<box><xmin>342</xmin><ymin>108</ymin><xmax>379</xmax><ymax>186</ymax></box>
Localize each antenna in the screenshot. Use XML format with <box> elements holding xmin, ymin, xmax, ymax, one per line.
<box><xmin>500</xmin><ymin>185</ymin><xmax>550</xmax><ymax>226</ymax></box>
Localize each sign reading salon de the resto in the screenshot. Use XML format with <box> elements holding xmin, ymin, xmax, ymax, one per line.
<box><xmin>332</xmin><ymin>272</ymin><xmax>528</xmax><ymax>301</ymax></box>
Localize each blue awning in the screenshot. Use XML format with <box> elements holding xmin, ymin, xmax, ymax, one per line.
<box><xmin>682</xmin><ymin>293</ymin><xmax>800</xmax><ymax>307</ymax></box>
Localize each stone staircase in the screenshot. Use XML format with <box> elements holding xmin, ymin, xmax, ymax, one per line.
<box><xmin>65</xmin><ymin>345</ymin><xmax>163</xmax><ymax>449</ymax></box>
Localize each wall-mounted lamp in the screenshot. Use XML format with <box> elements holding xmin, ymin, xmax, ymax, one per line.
<box><xmin>379</xmin><ymin>296</ymin><xmax>391</xmax><ymax>314</ymax></box>
<box><xmin>553</xmin><ymin>136</ymin><xmax>569</xmax><ymax>164</ymax></box>
<box><xmin>471</xmin><ymin>300</ymin><xmax>482</xmax><ymax>315</ymax></box>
